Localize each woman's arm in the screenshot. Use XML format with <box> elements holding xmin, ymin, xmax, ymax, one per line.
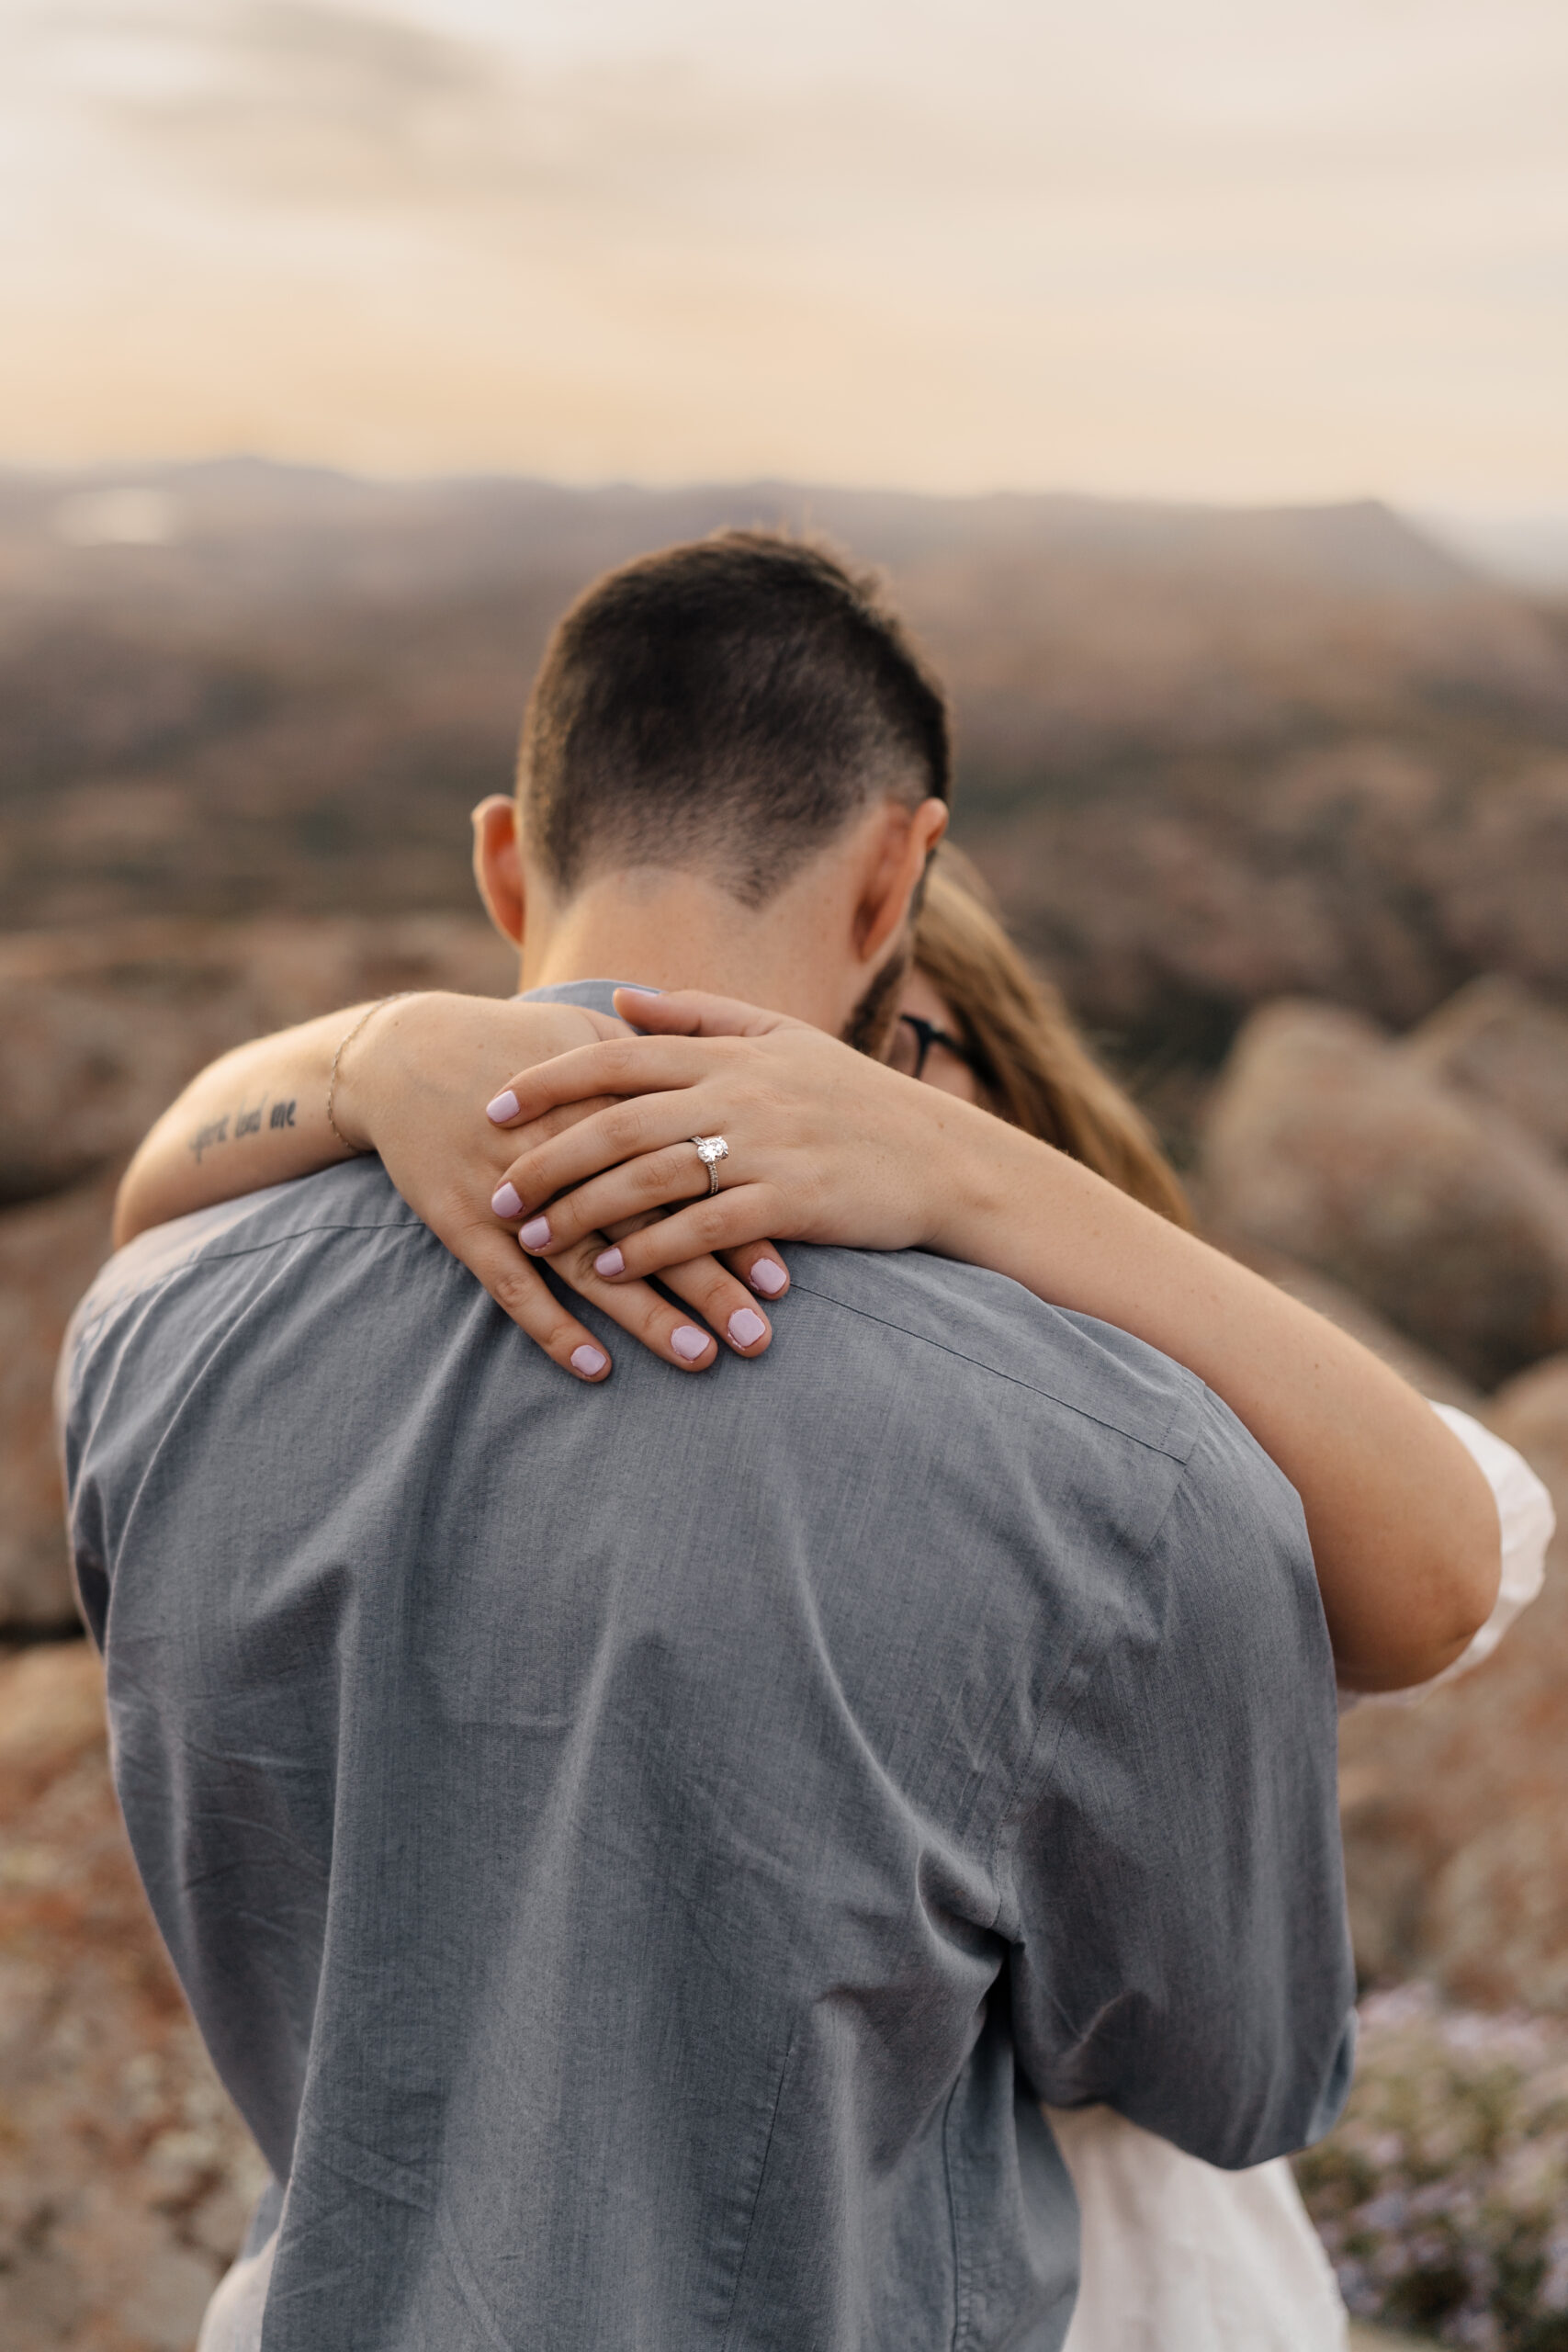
<box><xmin>1346</xmin><ymin>1402</ymin><xmax>1551</xmax><ymax>1708</ymax></box>
<box><xmin>113</xmin><ymin>993</ymin><xmax>617</xmax><ymax>1242</ymax></box>
<box><xmin>484</xmin><ymin>990</ymin><xmax>1504</xmax><ymax>1693</ymax></box>
<box><xmin>113</xmin><ymin>993</ymin><xmax>788</xmax><ymax>1382</ymax></box>
<box><xmin>114</xmin><ymin>1005</ymin><xmax>368</xmax><ymax>1244</ymax></box>
<box><xmin>949</xmin><ymin>1138</ymin><xmax>1504</xmax><ymax>1694</ymax></box>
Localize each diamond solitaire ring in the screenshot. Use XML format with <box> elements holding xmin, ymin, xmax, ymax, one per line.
<box><xmin>691</xmin><ymin>1135</ymin><xmax>729</xmax><ymax>1196</ymax></box>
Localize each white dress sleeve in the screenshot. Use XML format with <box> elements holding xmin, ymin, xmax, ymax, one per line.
<box><xmin>1339</xmin><ymin>1401</ymin><xmax>1554</xmax><ymax>1711</ymax></box>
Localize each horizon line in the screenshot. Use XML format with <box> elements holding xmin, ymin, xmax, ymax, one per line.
<box><xmin>6</xmin><ymin>451</ymin><xmax>1568</xmax><ymax>525</ymax></box>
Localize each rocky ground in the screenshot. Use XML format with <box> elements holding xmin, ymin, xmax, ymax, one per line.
<box><xmin>1203</xmin><ymin>978</ymin><xmax>1568</xmax><ymax>2040</ymax></box>
<box><xmin>0</xmin><ymin>1642</ymin><xmax>267</xmax><ymax>2348</ymax></box>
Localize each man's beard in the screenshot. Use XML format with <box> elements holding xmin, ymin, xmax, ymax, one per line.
<box><xmin>841</xmin><ymin>943</ymin><xmax>912</xmax><ymax>1059</ymax></box>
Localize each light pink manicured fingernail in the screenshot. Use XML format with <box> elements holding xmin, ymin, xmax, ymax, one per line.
<box><xmin>594</xmin><ymin>1246</ymin><xmax>625</xmax><ymax>1278</ymax></box>
<box><xmin>491</xmin><ymin>1181</ymin><xmax>523</xmax><ymax>1219</ymax></box>
<box><xmin>728</xmin><ymin>1307</ymin><xmax>767</xmax><ymax>1349</ymax></box>
<box><xmin>570</xmin><ymin>1344</ymin><xmax>608</xmax><ymax>1378</ymax></box>
<box><xmin>518</xmin><ymin>1216</ymin><xmax>551</xmax><ymax>1250</ymax></box>
<box><xmin>671</xmin><ymin>1325</ymin><xmax>710</xmax><ymax>1363</ymax></box>
<box><xmin>750</xmin><ymin>1258</ymin><xmax>787</xmax><ymax>1296</ymax></box>
<box><xmin>486</xmin><ymin>1090</ymin><xmax>520</xmax><ymax>1123</ymax></box>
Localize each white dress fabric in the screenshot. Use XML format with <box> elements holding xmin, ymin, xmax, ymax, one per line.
<box><xmin>1047</xmin><ymin>2105</ymin><xmax>1350</xmax><ymax>2352</ymax></box>
<box><xmin>1049</xmin><ymin>1401</ymin><xmax>1554</xmax><ymax>2352</ymax></box>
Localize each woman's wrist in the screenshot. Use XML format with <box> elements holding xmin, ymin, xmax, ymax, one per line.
<box><xmin>328</xmin><ymin>995</ymin><xmax>423</xmax><ymax>1156</ymax></box>
<box><xmin>919</xmin><ymin>1102</ymin><xmax>1074</xmax><ymax>1270</ymax></box>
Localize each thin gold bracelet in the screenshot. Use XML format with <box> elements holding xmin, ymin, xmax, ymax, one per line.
<box><xmin>326</xmin><ymin>993</ymin><xmax>416</xmax><ymax>1153</ymax></box>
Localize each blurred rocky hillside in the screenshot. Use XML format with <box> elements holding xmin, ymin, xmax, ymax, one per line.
<box><xmin>4</xmin><ymin>461</ymin><xmax>1567</xmax><ymax>1114</ymax></box>
<box><xmin>0</xmin><ymin>912</ymin><xmax>513</xmax><ymax>1627</ymax></box>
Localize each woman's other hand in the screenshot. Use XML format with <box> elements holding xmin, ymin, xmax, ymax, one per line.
<box><xmin>331</xmin><ymin>992</ymin><xmax>787</xmax><ymax>1380</ymax></box>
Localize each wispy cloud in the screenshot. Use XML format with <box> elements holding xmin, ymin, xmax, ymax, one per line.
<box><xmin>3</xmin><ymin>0</ymin><xmax>1565</xmax><ymax>498</ymax></box>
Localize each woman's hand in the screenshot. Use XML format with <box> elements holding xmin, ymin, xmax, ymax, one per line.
<box><xmin>324</xmin><ymin>992</ymin><xmax>791</xmax><ymax>1380</ymax></box>
<box><xmin>483</xmin><ymin>988</ymin><xmax>988</xmax><ymax>1281</ymax></box>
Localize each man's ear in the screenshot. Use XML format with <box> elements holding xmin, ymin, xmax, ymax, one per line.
<box><xmin>852</xmin><ymin>797</ymin><xmax>949</xmax><ymax>965</ymax></box>
<box><xmin>472</xmin><ymin>796</ymin><xmax>525</xmax><ymax>947</ymax></box>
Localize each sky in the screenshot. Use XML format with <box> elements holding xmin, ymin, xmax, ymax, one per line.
<box><xmin>4</xmin><ymin>0</ymin><xmax>1567</xmax><ymax>505</ymax></box>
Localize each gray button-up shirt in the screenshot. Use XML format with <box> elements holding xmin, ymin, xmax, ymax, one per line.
<box><xmin>59</xmin><ymin>983</ymin><xmax>1353</xmax><ymax>2351</ymax></box>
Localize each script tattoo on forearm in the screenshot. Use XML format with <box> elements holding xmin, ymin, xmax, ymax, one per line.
<box><xmin>187</xmin><ymin>1098</ymin><xmax>297</xmax><ymax>1163</ymax></box>
<box><xmin>188</xmin><ymin>1115</ymin><xmax>229</xmax><ymax>1163</ymax></box>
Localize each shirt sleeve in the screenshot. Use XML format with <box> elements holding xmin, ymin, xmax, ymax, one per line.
<box><xmin>1003</xmin><ymin>1389</ymin><xmax>1357</xmax><ymax>2173</ymax></box>
<box><xmin>1338</xmin><ymin>1401</ymin><xmax>1554</xmax><ymax>1713</ymax></box>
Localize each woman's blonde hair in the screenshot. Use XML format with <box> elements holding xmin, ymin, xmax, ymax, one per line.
<box><xmin>914</xmin><ymin>850</ymin><xmax>1192</xmax><ymax>1228</ymax></box>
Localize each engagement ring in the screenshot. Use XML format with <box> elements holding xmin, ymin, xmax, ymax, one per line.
<box><xmin>691</xmin><ymin>1135</ymin><xmax>729</xmax><ymax>1196</ymax></box>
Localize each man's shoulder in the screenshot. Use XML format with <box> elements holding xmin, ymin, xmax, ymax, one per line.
<box><xmin>777</xmin><ymin>1244</ymin><xmax>1207</xmax><ymax>1466</ymax></box>
<box><xmin>66</xmin><ymin>1172</ymin><xmax>1209</xmax><ymax>1475</ymax></box>
<box><xmin>66</xmin><ymin>1160</ymin><xmax>414</xmax><ymax>1352</ymax></box>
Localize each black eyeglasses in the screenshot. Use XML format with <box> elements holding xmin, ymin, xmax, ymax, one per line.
<box><xmin>888</xmin><ymin>1012</ymin><xmax>981</xmax><ymax>1082</ymax></box>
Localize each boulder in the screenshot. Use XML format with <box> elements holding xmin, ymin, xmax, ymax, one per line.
<box><xmin>1406</xmin><ymin>972</ymin><xmax>1568</xmax><ymax>1165</ymax></box>
<box><xmin>1489</xmin><ymin>1350</ymin><xmax>1568</xmax><ymax>1481</ymax></box>
<box><xmin>0</xmin><ymin>912</ymin><xmax>513</xmax><ymax>1206</ymax></box>
<box><xmin>1201</xmin><ymin>999</ymin><xmax>1568</xmax><ymax>1387</ymax></box>
<box><xmin>1209</xmin><ymin>1233</ymin><xmax>1482</xmax><ymax>1411</ymax></box>
<box><xmin>1337</xmin><ymin>1356</ymin><xmax>1568</xmax><ymax>2011</ymax></box>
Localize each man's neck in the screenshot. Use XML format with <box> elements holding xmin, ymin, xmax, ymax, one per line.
<box><xmin>519</xmin><ymin>867</ymin><xmax>850</xmax><ymax>1031</ymax></box>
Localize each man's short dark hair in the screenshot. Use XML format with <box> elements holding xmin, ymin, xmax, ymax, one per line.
<box><xmin>517</xmin><ymin>530</ymin><xmax>951</xmax><ymax>909</ymax></box>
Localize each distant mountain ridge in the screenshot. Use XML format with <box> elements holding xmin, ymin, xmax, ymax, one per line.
<box><xmin>0</xmin><ymin>458</ymin><xmax>1492</xmax><ymax>609</ymax></box>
